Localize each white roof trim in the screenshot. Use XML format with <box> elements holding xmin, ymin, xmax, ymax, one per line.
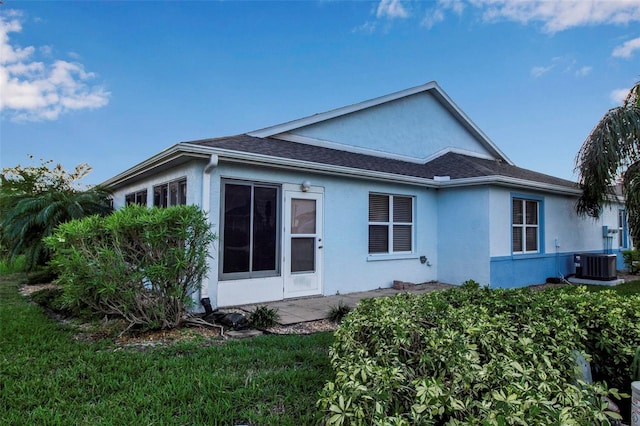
<box><xmin>178</xmin><ymin>143</ymin><xmax>576</xmax><ymax>196</ymax></box>
<box><xmin>104</xmin><ymin>143</ymin><xmax>577</xmax><ymax>197</ymax></box>
<box><xmin>247</xmin><ymin>81</ymin><xmax>514</xmax><ymax>165</ymax></box>
<box><xmin>437</xmin><ymin>175</ymin><xmax>582</xmax><ymax>196</ymax></box>
<box><xmin>423</xmin><ymin>147</ymin><xmax>497</xmax><ymax>163</ymax></box>
<box><xmin>273</xmin><ymin>133</ymin><xmax>428</xmax><ymax>164</ymax></box>
<box><xmin>273</xmin><ymin>133</ymin><xmax>497</xmax><ymax>164</ymax></box>
<box><xmin>100</xmin><ymin>143</ymin><xmax>212</xmax><ymax>188</ymax></box>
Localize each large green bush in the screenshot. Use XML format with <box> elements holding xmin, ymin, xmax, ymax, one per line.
<box><xmin>45</xmin><ymin>204</ymin><xmax>215</xmax><ymax>331</ymax></box>
<box><xmin>1</xmin><ymin>158</ymin><xmax>112</xmax><ymax>270</ymax></box>
<box><xmin>318</xmin><ymin>285</ymin><xmax>640</xmax><ymax>425</ymax></box>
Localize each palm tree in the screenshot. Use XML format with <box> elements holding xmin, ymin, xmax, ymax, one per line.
<box><xmin>576</xmin><ymin>81</ymin><xmax>640</xmax><ymax>245</ymax></box>
<box><xmin>0</xmin><ymin>186</ymin><xmax>113</xmax><ymax>270</ymax></box>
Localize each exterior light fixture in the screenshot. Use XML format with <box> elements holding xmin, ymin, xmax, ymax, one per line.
<box><xmin>301</xmin><ymin>180</ymin><xmax>311</xmax><ymax>192</ymax></box>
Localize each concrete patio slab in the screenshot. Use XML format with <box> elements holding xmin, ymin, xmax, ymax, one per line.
<box><xmin>235</xmin><ymin>282</ymin><xmax>454</xmax><ymax>325</ymax></box>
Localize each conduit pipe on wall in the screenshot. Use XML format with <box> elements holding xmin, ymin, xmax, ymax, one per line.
<box><xmin>200</xmin><ymin>154</ymin><xmax>218</xmax><ymax>314</ymax></box>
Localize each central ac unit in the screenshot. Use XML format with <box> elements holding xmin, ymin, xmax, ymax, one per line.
<box><xmin>574</xmin><ymin>253</ymin><xmax>617</xmax><ymax>281</ymax></box>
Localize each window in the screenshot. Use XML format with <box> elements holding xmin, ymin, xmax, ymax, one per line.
<box><xmin>125</xmin><ymin>189</ymin><xmax>147</xmax><ymax>206</ymax></box>
<box><xmin>221</xmin><ymin>181</ymin><xmax>279</xmax><ymax>279</ymax></box>
<box><xmin>153</xmin><ymin>178</ymin><xmax>187</xmax><ymax>208</ymax></box>
<box><xmin>512</xmin><ymin>198</ymin><xmax>539</xmax><ymax>254</ymax></box>
<box><xmin>619</xmin><ymin>209</ymin><xmax>628</xmax><ymax>248</ymax></box>
<box><xmin>368</xmin><ymin>193</ymin><xmax>413</xmax><ymax>254</ymax></box>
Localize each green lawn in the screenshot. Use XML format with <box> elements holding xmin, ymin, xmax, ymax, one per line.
<box><xmin>583</xmin><ymin>279</ymin><xmax>640</xmax><ymax>296</ymax></box>
<box><xmin>0</xmin><ymin>275</ymin><xmax>334</xmax><ymax>425</ymax></box>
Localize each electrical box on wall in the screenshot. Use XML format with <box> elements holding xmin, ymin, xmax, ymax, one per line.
<box><xmin>602</xmin><ymin>225</ymin><xmax>618</xmax><ymax>237</ymax></box>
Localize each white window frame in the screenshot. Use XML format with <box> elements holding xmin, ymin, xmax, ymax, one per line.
<box><xmin>368</xmin><ymin>193</ymin><xmax>414</xmax><ymax>255</ymax></box>
<box><xmin>153</xmin><ymin>178</ymin><xmax>187</xmax><ymax>208</ymax></box>
<box><xmin>125</xmin><ymin>189</ymin><xmax>148</xmax><ymax>206</ymax></box>
<box><xmin>512</xmin><ymin>197</ymin><xmax>540</xmax><ymax>255</ymax></box>
<box><xmin>618</xmin><ymin>209</ymin><xmax>628</xmax><ymax>249</ymax></box>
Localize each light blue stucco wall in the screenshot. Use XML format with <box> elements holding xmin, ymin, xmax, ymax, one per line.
<box><xmin>110</xmin><ymin>160</ymin><xmax>206</xmax><ymax>210</ymax></box>
<box><xmin>488</xmin><ymin>187</ymin><xmax>627</xmax><ymax>288</ymax></box>
<box><xmin>436</xmin><ymin>186</ymin><xmax>491</xmax><ymax>286</ymax></box>
<box><xmin>109</xmin><ymin>159</ymin><xmax>630</xmax><ymax>301</ymax></box>
<box><xmin>207</xmin><ymin>163</ymin><xmax>439</xmax><ymax>302</ymax></box>
<box><xmin>292</xmin><ymin>92</ymin><xmax>494</xmax><ymax>160</ymax></box>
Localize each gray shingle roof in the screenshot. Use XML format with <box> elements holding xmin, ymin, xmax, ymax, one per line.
<box><xmin>189</xmin><ymin>134</ymin><xmax>577</xmax><ymax>189</ymax></box>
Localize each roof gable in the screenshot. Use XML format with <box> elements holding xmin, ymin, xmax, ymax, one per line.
<box><xmin>248</xmin><ymin>82</ymin><xmax>513</xmax><ymax>165</ymax></box>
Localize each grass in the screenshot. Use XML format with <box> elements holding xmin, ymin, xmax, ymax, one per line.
<box><xmin>0</xmin><ymin>274</ymin><xmax>334</xmax><ymax>425</ymax></box>
<box><xmin>583</xmin><ymin>279</ymin><xmax>640</xmax><ymax>296</ymax></box>
<box><xmin>0</xmin><ymin>255</ymin><xmax>26</xmax><ymax>275</ymax></box>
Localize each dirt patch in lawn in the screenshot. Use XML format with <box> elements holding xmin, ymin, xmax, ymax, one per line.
<box><xmin>19</xmin><ymin>282</ymin><xmax>337</xmax><ymax>350</ymax></box>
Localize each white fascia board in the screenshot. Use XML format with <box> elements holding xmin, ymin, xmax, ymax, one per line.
<box><xmin>423</xmin><ymin>147</ymin><xmax>497</xmax><ymax>163</ymax></box>
<box><xmin>101</xmin><ymin>143</ymin><xmax>211</xmax><ymax>188</ymax></box>
<box><xmin>275</xmin><ymin>134</ymin><xmax>498</xmax><ymax>165</ymax></box>
<box><xmin>274</xmin><ymin>133</ymin><xmax>428</xmax><ymax>164</ymax></box>
<box><xmin>427</xmin><ymin>86</ymin><xmax>514</xmax><ymax>165</ymax></box>
<box><xmin>437</xmin><ymin>175</ymin><xmax>582</xmax><ymax>196</ymax></box>
<box><xmin>181</xmin><ymin>144</ymin><xmax>438</xmax><ymax>188</ymax></box>
<box><xmin>180</xmin><ymin>143</ymin><xmax>578</xmax><ymax>196</ymax></box>
<box><xmin>102</xmin><ymin>141</ymin><xmax>578</xmax><ymax>197</ymax></box>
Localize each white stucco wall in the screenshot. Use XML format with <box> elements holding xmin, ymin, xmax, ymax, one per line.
<box><xmin>206</xmin><ymin>163</ymin><xmax>438</xmax><ymax>306</ymax></box>
<box><xmin>436</xmin><ymin>186</ymin><xmax>491</xmax><ymax>286</ymax></box>
<box><xmin>110</xmin><ymin>160</ymin><xmax>205</xmax><ymax>209</ymax></box>
<box><xmin>291</xmin><ymin>92</ymin><xmax>494</xmax><ymax>161</ymax></box>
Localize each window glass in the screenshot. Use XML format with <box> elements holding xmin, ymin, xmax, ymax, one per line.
<box><xmin>512</xmin><ymin>227</ymin><xmax>523</xmax><ymax>252</ymax></box>
<box><xmin>618</xmin><ymin>209</ymin><xmax>627</xmax><ymax>248</ymax></box>
<box><xmin>153</xmin><ymin>178</ymin><xmax>186</xmax><ymax>208</ymax></box>
<box><xmin>291</xmin><ymin>199</ymin><xmax>316</xmax><ymax>234</ymax></box>
<box><xmin>368</xmin><ymin>194</ymin><xmax>413</xmax><ymax>254</ymax></box>
<box><xmin>222</xmin><ymin>184</ymin><xmax>251</xmax><ymax>274</ymax></box>
<box><xmin>221</xmin><ymin>181</ymin><xmax>279</xmax><ymax>278</ymax></box>
<box><xmin>512</xmin><ymin>197</ymin><xmax>540</xmax><ymax>254</ymax></box>
<box><xmin>393</xmin><ymin>197</ymin><xmax>412</xmax><ymax>222</ymax></box>
<box><xmin>252</xmin><ymin>186</ymin><xmax>277</xmax><ymax>272</ymax></box>
<box><xmin>125</xmin><ymin>190</ymin><xmax>147</xmax><ymax>206</ymax></box>
<box><xmin>291</xmin><ymin>238</ymin><xmax>315</xmax><ymax>272</ymax></box>
<box><xmin>393</xmin><ymin>225</ymin><xmax>412</xmax><ymax>252</ymax></box>
<box><xmin>369</xmin><ymin>225</ymin><xmax>389</xmax><ymax>253</ymax></box>
<box><xmin>369</xmin><ymin>194</ymin><xmax>389</xmax><ymax>222</ymax></box>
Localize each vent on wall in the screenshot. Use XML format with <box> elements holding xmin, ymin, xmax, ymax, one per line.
<box><xmin>574</xmin><ymin>253</ymin><xmax>617</xmax><ymax>281</ymax></box>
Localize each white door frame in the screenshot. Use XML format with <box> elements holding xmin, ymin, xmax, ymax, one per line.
<box><xmin>283</xmin><ymin>188</ymin><xmax>323</xmax><ymax>298</ymax></box>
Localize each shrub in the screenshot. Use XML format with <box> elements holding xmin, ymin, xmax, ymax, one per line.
<box><xmin>29</xmin><ymin>287</ymin><xmax>70</xmax><ymax>315</ymax></box>
<box><xmin>46</xmin><ymin>204</ymin><xmax>215</xmax><ymax>331</ymax></box>
<box><xmin>622</xmin><ymin>249</ymin><xmax>639</xmax><ymax>274</ymax></box>
<box><xmin>249</xmin><ymin>305</ymin><xmax>280</xmax><ymax>328</ymax></box>
<box><xmin>318</xmin><ymin>285</ymin><xmax>639</xmax><ymax>425</ymax></box>
<box><xmin>328</xmin><ymin>301</ymin><xmax>352</xmax><ymax>323</ymax></box>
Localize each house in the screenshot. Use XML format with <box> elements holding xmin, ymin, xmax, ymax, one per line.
<box><xmin>102</xmin><ymin>82</ymin><xmax>630</xmax><ymax>310</ymax></box>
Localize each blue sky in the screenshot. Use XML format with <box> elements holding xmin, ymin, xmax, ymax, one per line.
<box><xmin>1</xmin><ymin>1</ymin><xmax>639</xmax><ymax>185</ymax></box>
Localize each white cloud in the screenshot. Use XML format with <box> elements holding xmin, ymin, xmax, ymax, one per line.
<box><xmin>530</xmin><ymin>56</ymin><xmax>592</xmax><ymax>79</ymax></box>
<box><xmin>422</xmin><ymin>0</ymin><xmax>464</xmax><ymax>28</ymax></box>
<box><xmin>575</xmin><ymin>66</ymin><xmax>592</xmax><ymax>77</ymax></box>
<box><xmin>424</xmin><ymin>0</ymin><xmax>640</xmax><ymax>33</ymax></box>
<box><xmin>610</xmin><ymin>87</ymin><xmax>631</xmax><ymax>104</ymax></box>
<box><xmin>352</xmin><ymin>21</ymin><xmax>378</xmax><ymax>34</ymax></box>
<box><xmin>376</xmin><ymin>0</ymin><xmax>409</xmax><ymax>19</ymax></box>
<box><xmin>531</xmin><ymin>65</ymin><xmax>553</xmax><ymax>78</ymax></box>
<box><xmin>0</xmin><ymin>10</ymin><xmax>110</xmax><ymax>122</ymax></box>
<box><xmin>612</xmin><ymin>36</ymin><xmax>640</xmax><ymax>58</ymax></box>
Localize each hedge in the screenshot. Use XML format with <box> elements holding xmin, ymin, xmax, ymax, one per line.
<box><xmin>45</xmin><ymin>204</ymin><xmax>215</xmax><ymax>331</ymax></box>
<box><xmin>317</xmin><ymin>283</ymin><xmax>640</xmax><ymax>425</ymax></box>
